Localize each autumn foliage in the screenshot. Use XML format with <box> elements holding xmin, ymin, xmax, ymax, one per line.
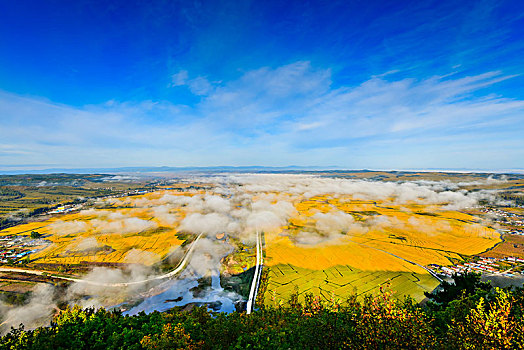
<box><xmin>1</xmin><ymin>276</ymin><xmax>523</xmax><ymax>349</ymax></box>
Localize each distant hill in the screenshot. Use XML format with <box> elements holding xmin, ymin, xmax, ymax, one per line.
<box><xmin>1</xmin><ymin>166</ymin><xmax>524</xmax><ymax>175</ymax></box>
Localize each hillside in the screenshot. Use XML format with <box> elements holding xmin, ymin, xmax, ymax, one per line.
<box><xmin>1</xmin><ymin>273</ymin><xmax>523</xmax><ymax>349</ymax></box>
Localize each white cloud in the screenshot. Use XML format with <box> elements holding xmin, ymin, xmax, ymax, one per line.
<box><xmin>171</xmin><ymin>70</ymin><xmax>189</xmax><ymax>86</ymax></box>
<box><xmin>1</xmin><ymin>61</ymin><xmax>523</xmax><ymax>169</ymax></box>
<box><xmin>187</xmin><ymin>76</ymin><xmax>213</xmax><ymax>95</ymax></box>
<box><xmin>179</xmin><ymin>212</ymin><xmax>231</xmax><ymax>235</ymax></box>
<box><xmin>170</xmin><ymin>69</ymin><xmax>212</xmax><ymax>95</ymax></box>
<box><xmin>0</xmin><ymin>284</ymin><xmax>56</xmax><ymax>334</ymax></box>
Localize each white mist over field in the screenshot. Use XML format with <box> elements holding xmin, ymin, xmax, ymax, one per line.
<box><xmin>0</xmin><ymin>174</ymin><xmax>509</xmax><ymax>333</ymax></box>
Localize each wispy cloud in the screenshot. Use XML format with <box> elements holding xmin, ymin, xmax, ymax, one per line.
<box><xmin>1</xmin><ymin>61</ymin><xmax>522</xmax><ymax>169</ymax></box>
<box><xmin>170</xmin><ymin>70</ymin><xmax>189</xmax><ymax>87</ymax></box>
<box><xmin>170</xmin><ymin>70</ymin><xmax>213</xmax><ymax>96</ymax></box>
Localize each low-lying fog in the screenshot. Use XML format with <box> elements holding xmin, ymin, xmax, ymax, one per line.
<box><xmin>0</xmin><ymin>174</ymin><xmax>511</xmax><ymax>333</ymax></box>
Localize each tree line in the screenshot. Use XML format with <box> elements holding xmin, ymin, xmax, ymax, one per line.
<box><xmin>1</xmin><ymin>272</ymin><xmax>523</xmax><ymax>349</ymax></box>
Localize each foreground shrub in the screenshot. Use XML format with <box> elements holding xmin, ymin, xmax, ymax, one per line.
<box><xmin>1</xmin><ymin>284</ymin><xmax>523</xmax><ymax>349</ymax></box>
<box><xmin>352</xmin><ymin>287</ymin><xmax>436</xmax><ymax>349</ymax></box>
<box><xmin>447</xmin><ymin>288</ymin><xmax>523</xmax><ymax>349</ymax></box>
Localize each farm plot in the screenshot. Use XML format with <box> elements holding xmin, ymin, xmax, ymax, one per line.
<box><xmin>262</xmin><ymin>194</ymin><xmax>501</xmax><ymax>304</ymax></box>
<box><xmin>0</xmin><ymin>191</ymin><xmax>190</xmax><ymax>266</ymax></box>
<box><xmin>264</xmin><ymin>264</ymin><xmax>438</xmax><ymax>305</ymax></box>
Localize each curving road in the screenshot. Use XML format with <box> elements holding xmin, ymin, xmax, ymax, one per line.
<box><xmin>0</xmin><ymin>233</ymin><xmax>203</xmax><ymax>287</ymax></box>
<box><xmin>246</xmin><ymin>230</ymin><xmax>262</xmax><ymax>314</ymax></box>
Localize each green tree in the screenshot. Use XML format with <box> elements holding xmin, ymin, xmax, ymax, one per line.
<box><xmin>447</xmin><ymin>288</ymin><xmax>518</xmax><ymax>349</ymax></box>
<box><xmin>425</xmin><ymin>271</ymin><xmax>491</xmax><ymax>305</ymax></box>
<box><xmin>140</xmin><ymin>323</ymin><xmax>202</xmax><ymax>349</ymax></box>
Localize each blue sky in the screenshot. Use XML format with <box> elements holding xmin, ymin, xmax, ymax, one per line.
<box><xmin>0</xmin><ymin>0</ymin><xmax>523</xmax><ymax>170</ymax></box>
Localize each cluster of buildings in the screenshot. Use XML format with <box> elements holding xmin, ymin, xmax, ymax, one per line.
<box><xmin>0</xmin><ymin>235</ymin><xmax>40</xmax><ymax>264</ymax></box>
<box><xmin>43</xmin><ymin>189</ymin><xmax>155</xmax><ymax>216</ymax></box>
<box><xmin>429</xmin><ymin>256</ymin><xmax>524</xmax><ymax>278</ymax></box>
<box><xmin>1</xmin><ymin>189</ymin><xmax>159</xmax><ymax>264</ymax></box>
<box><xmin>481</xmin><ymin>207</ymin><xmax>524</xmax><ymax>227</ymax></box>
<box><xmin>95</xmin><ymin>189</ymin><xmax>154</xmax><ymax>200</ymax></box>
<box><xmin>48</xmin><ymin>204</ymin><xmax>83</xmax><ymax>214</ymax></box>
<box><xmin>502</xmin><ymin>229</ymin><xmax>524</xmax><ymax>236</ymax></box>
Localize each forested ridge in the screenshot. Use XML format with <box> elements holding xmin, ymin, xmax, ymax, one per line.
<box><xmin>1</xmin><ymin>273</ymin><xmax>523</xmax><ymax>349</ymax></box>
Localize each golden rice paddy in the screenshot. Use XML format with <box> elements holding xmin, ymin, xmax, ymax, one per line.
<box><xmin>0</xmin><ymin>189</ymin><xmax>502</xmax><ymax>303</ymax></box>
<box><xmin>0</xmin><ymin>191</ymin><xmax>190</xmax><ymax>266</ymax></box>
<box><xmin>263</xmin><ymin>195</ymin><xmax>501</xmax><ymax>304</ymax></box>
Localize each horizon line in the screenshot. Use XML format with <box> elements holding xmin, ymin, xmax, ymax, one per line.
<box><xmin>1</xmin><ymin>165</ymin><xmax>523</xmax><ymax>175</ymax></box>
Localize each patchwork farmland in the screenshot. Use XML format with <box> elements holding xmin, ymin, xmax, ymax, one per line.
<box><xmin>262</xmin><ymin>195</ymin><xmax>501</xmax><ymax>305</ymax></box>
<box><xmin>0</xmin><ymin>172</ymin><xmax>521</xmax><ymax>319</ymax></box>
<box><xmin>0</xmin><ymin>191</ymin><xmax>193</xmax><ymax>266</ymax></box>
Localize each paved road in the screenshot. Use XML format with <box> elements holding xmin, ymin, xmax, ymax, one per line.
<box><xmin>246</xmin><ymin>231</ymin><xmax>262</xmax><ymax>314</ymax></box>
<box><xmin>0</xmin><ymin>233</ymin><xmax>203</xmax><ymax>287</ymax></box>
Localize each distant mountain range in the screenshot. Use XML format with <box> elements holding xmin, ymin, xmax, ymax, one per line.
<box><xmin>0</xmin><ymin>165</ymin><xmax>338</xmax><ymax>175</ymax></box>
<box><xmin>1</xmin><ymin>166</ymin><xmax>523</xmax><ymax>175</ymax></box>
